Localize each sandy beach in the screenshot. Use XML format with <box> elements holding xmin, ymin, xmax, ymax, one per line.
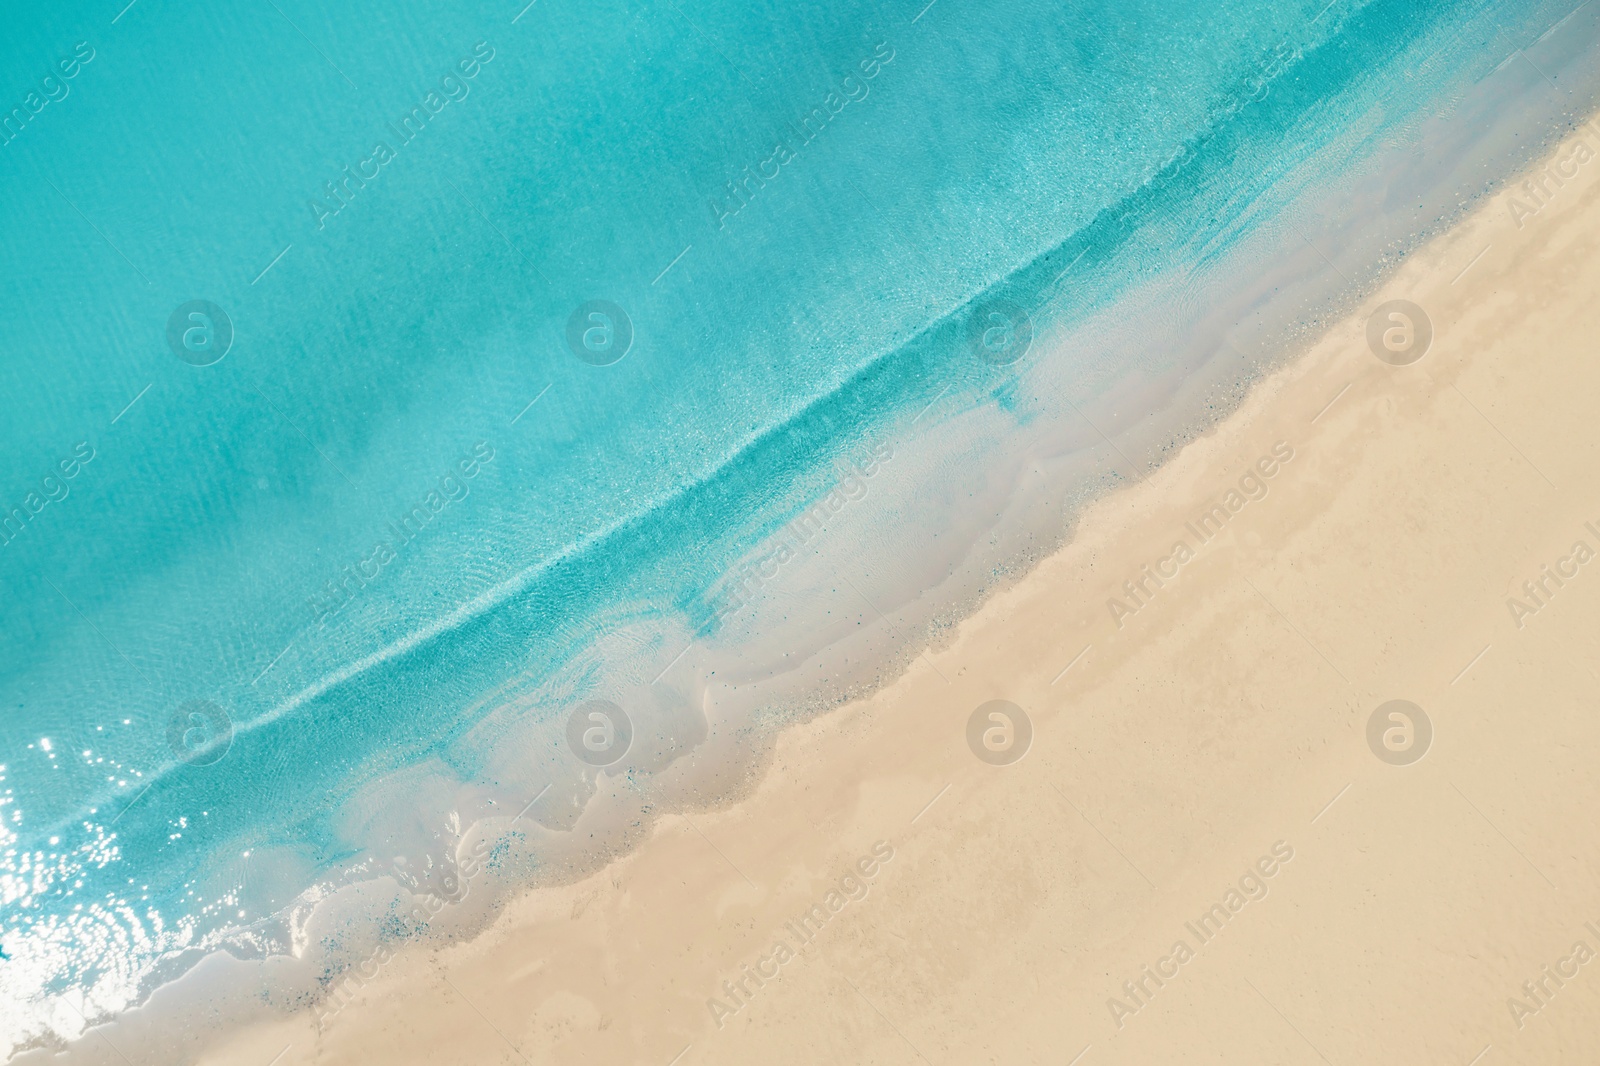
<box><xmin>179</xmin><ymin>117</ymin><xmax>1600</xmax><ymax>1066</ymax></box>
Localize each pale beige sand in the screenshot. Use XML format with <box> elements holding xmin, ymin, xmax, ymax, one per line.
<box><xmin>202</xmin><ymin>121</ymin><xmax>1600</xmax><ymax>1065</ymax></box>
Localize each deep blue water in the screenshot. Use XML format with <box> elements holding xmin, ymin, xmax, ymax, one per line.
<box><xmin>0</xmin><ymin>0</ymin><xmax>1590</xmax><ymax>1048</ymax></box>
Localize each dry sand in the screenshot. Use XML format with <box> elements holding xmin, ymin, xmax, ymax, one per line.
<box><xmin>198</xmin><ymin>119</ymin><xmax>1600</xmax><ymax>1065</ymax></box>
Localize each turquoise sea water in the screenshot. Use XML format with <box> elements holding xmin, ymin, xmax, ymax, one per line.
<box><xmin>1</xmin><ymin>0</ymin><xmax>1596</xmax><ymax>1051</ymax></box>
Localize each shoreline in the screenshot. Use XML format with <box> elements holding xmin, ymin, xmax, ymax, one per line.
<box><xmin>36</xmin><ymin>76</ymin><xmax>1600</xmax><ymax>1066</ymax></box>
<box><xmin>12</xmin><ymin>10</ymin><xmax>1600</xmax><ymax>1056</ymax></box>
<box><xmin>193</xmin><ymin>105</ymin><xmax>1600</xmax><ymax>1056</ymax></box>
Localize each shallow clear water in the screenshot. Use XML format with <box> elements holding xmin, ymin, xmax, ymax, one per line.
<box><xmin>0</xmin><ymin>0</ymin><xmax>1591</xmax><ymax>1050</ymax></box>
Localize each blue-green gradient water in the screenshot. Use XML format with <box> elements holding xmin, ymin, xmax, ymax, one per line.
<box><xmin>2</xmin><ymin>0</ymin><xmax>1596</xmax><ymax>1050</ymax></box>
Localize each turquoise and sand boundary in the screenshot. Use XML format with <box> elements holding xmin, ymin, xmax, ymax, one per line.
<box><xmin>176</xmin><ymin>94</ymin><xmax>1600</xmax><ymax>1066</ymax></box>
<box><xmin>5</xmin><ymin>1</ymin><xmax>1600</xmax><ymax>1061</ymax></box>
